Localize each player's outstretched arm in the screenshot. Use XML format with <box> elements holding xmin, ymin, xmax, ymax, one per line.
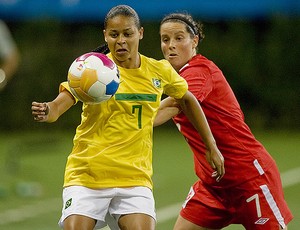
<box><xmin>176</xmin><ymin>91</ymin><xmax>225</xmax><ymax>182</ymax></box>
<box><xmin>32</xmin><ymin>90</ymin><xmax>75</xmax><ymax>123</ymax></box>
<box><xmin>154</xmin><ymin>97</ymin><xmax>180</xmax><ymax>127</ymax></box>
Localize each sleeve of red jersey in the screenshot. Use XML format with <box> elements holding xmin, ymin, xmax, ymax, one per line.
<box><xmin>181</xmin><ymin>65</ymin><xmax>213</xmax><ymax>102</ymax></box>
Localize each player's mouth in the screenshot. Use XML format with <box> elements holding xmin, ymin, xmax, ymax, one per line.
<box><xmin>168</xmin><ymin>53</ymin><xmax>178</xmax><ymax>59</ymax></box>
<box><xmin>116</xmin><ymin>48</ymin><xmax>128</xmax><ymax>55</ymax></box>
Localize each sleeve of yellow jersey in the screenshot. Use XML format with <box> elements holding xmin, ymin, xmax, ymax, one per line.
<box><xmin>160</xmin><ymin>60</ymin><xmax>188</xmax><ymax>99</ymax></box>
<box><xmin>59</xmin><ymin>81</ymin><xmax>79</xmax><ymax>104</ymax></box>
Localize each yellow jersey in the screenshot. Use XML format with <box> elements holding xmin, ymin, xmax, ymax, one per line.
<box><xmin>60</xmin><ymin>54</ymin><xmax>188</xmax><ymax>190</ymax></box>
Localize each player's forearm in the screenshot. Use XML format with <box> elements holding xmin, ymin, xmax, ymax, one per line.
<box><xmin>178</xmin><ymin>91</ymin><xmax>216</xmax><ymax>149</ymax></box>
<box><xmin>47</xmin><ymin>91</ymin><xmax>75</xmax><ymax>122</ymax></box>
<box><xmin>154</xmin><ymin>106</ymin><xmax>179</xmax><ymax>127</ymax></box>
<box><xmin>45</xmin><ymin>101</ymin><xmax>60</xmax><ymax>123</ymax></box>
<box><xmin>154</xmin><ymin>97</ymin><xmax>180</xmax><ymax>127</ymax></box>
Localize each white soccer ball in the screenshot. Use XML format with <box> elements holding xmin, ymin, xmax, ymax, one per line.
<box><xmin>67</xmin><ymin>52</ymin><xmax>120</xmax><ymax>104</ymax></box>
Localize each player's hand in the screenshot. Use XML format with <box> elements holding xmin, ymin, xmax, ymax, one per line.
<box><xmin>31</xmin><ymin>102</ymin><xmax>49</xmax><ymax>122</ymax></box>
<box><xmin>206</xmin><ymin>147</ymin><xmax>225</xmax><ymax>182</ymax></box>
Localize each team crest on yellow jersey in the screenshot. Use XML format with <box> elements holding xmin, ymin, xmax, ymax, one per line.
<box><xmin>152</xmin><ymin>78</ymin><xmax>161</xmax><ymax>88</ymax></box>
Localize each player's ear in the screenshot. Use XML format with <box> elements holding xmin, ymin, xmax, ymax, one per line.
<box><xmin>103</xmin><ymin>30</ymin><xmax>107</xmax><ymax>42</ymax></box>
<box><xmin>192</xmin><ymin>35</ymin><xmax>199</xmax><ymax>49</ymax></box>
<box><xmin>139</xmin><ymin>27</ymin><xmax>144</xmax><ymax>40</ymax></box>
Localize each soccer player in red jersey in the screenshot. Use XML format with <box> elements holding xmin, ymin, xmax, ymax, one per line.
<box><xmin>155</xmin><ymin>12</ymin><xmax>293</xmax><ymax>229</ymax></box>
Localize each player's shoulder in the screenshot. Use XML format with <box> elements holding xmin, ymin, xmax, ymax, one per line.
<box><xmin>190</xmin><ymin>54</ymin><xmax>214</xmax><ymax>67</ymax></box>
<box><xmin>181</xmin><ymin>54</ymin><xmax>218</xmax><ymax>74</ymax></box>
<box><xmin>140</xmin><ymin>54</ymin><xmax>172</xmax><ymax>68</ymax></box>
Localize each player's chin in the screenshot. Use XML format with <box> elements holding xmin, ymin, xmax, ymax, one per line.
<box><xmin>168</xmin><ymin>56</ymin><xmax>180</xmax><ymax>63</ymax></box>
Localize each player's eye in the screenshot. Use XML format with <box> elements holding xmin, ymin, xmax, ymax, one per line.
<box><xmin>110</xmin><ymin>33</ymin><xmax>118</xmax><ymax>38</ymax></box>
<box><xmin>161</xmin><ymin>37</ymin><xmax>169</xmax><ymax>42</ymax></box>
<box><xmin>124</xmin><ymin>32</ymin><xmax>133</xmax><ymax>37</ymax></box>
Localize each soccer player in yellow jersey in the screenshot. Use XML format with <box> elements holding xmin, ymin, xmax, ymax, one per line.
<box><xmin>31</xmin><ymin>5</ymin><xmax>224</xmax><ymax>230</ymax></box>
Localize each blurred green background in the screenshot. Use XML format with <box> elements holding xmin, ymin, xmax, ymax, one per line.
<box><xmin>0</xmin><ymin>1</ymin><xmax>299</xmax><ymax>229</ymax></box>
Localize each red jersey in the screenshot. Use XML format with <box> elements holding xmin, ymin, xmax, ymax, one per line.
<box><xmin>174</xmin><ymin>54</ymin><xmax>275</xmax><ymax>188</ymax></box>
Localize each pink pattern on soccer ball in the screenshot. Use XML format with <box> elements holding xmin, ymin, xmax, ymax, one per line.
<box><xmin>76</xmin><ymin>52</ymin><xmax>115</xmax><ymax>70</ymax></box>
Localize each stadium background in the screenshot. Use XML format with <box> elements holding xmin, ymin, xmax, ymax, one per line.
<box><xmin>0</xmin><ymin>0</ymin><xmax>299</xmax><ymax>229</ymax></box>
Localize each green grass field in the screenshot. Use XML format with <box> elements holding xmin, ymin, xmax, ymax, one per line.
<box><xmin>0</xmin><ymin>126</ymin><xmax>299</xmax><ymax>229</ymax></box>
